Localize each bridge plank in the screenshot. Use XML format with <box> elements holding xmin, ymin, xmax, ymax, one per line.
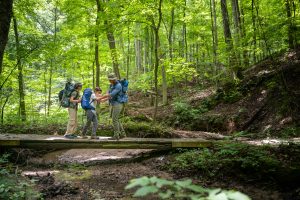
<box><xmin>0</xmin><ymin>134</ymin><xmax>212</xmax><ymax>149</ymax></box>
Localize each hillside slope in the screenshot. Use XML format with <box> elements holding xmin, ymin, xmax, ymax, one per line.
<box><xmin>129</xmin><ymin>47</ymin><xmax>300</xmax><ymax>138</ymax></box>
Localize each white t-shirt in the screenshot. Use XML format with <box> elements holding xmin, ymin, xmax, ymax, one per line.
<box><xmin>91</xmin><ymin>93</ymin><xmax>97</xmax><ymax>109</ymax></box>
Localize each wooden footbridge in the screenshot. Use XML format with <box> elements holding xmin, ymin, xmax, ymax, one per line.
<box><xmin>1</xmin><ymin>134</ymin><xmax>298</xmax><ymax>150</ymax></box>
<box><xmin>0</xmin><ymin>134</ymin><xmax>214</xmax><ymax>150</ymax></box>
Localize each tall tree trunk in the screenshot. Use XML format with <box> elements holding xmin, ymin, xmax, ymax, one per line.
<box><xmin>240</xmin><ymin>0</ymin><xmax>249</xmax><ymax>66</ymax></box>
<box><xmin>210</xmin><ymin>0</ymin><xmax>218</xmax><ymax>77</ymax></box>
<box><xmin>43</xmin><ymin>70</ymin><xmax>47</xmax><ymax>117</ymax></box>
<box><xmin>169</xmin><ymin>6</ymin><xmax>177</xmax><ymax>94</ymax></box>
<box><xmin>231</xmin><ymin>0</ymin><xmax>241</xmax><ymax>37</ymax></box>
<box><xmin>95</xmin><ymin>0</ymin><xmax>101</xmax><ymax>87</ymax></box>
<box><xmin>92</xmin><ymin>61</ymin><xmax>95</xmax><ymax>88</ymax></box>
<box><xmin>13</xmin><ymin>14</ymin><xmax>26</xmax><ymax>121</ymax></box>
<box><xmin>221</xmin><ymin>0</ymin><xmax>235</xmax><ymax>77</ymax></box>
<box><xmin>169</xmin><ymin>7</ymin><xmax>175</xmax><ymax>61</ymax></box>
<box><xmin>221</xmin><ymin>0</ymin><xmax>233</xmax><ymax>51</ymax></box>
<box><xmin>126</xmin><ymin>24</ymin><xmax>130</xmax><ymax>79</ymax></box>
<box><xmin>1</xmin><ymin>95</ymin><xmax>10</xmax><ymax>124</ymax></box>
<box><xmin>285</xmin><ymin>0</ymin><xmax>296</xmax><ymax>48</ymax></box>
<box><xmin>47</xmin><ymin>4</ymin><xmax>58</xmax><ymax>116</ymax></box>
<box><xmin>134</xmin><ymin>27</ymin><xmax>142</xmax><ymax>75</ymax></box>
<box><xmin>161</xmin><ymin>63</ymin><xmax>168</xmax><ymax>105</ymax></box>
<box><xmin>231</xmin><ymin>0</ymin><xmax>241</xmax><ymax>65</ymax></box>
<box><xmin>99</xmin><ymin>0</ymin><xmax>121</xmax><ymax>79</ymax></box>
<box><xmin>47</xmin><ymin>60</ymin><xmax>53</xmax><ymax>116</ymax></box>
<box><xmin>106</xmin><ymin>27</ymin><xmax>121</xmax><ymax>79</ymax></box>
<box><xmin>182</xmin><ymin>0</ymin><xmax>188</xmax><ymax>60</ymax></box>
<box><xmin>0</xmin><ymin>0</ymin><xmax>13</xmax><ymax>74</ymax></box>
<box><xmin>153</xmin><ymin>0</ymin><xmax>163</xmax><ymax>120</ymax></box>
<box><xmin>251</xmin><ymin>0</ymin><xmax>257</xmax><ymax>63</ymax></box>
<box><xmin>144</xmin><ymin>26</ymin><xmax>150</xmax><ymax>73</ymax></box>
<box><xmin>254</xmin><ymin>0</ymin><xmax>271</xmax><ymax>58</ymax></box>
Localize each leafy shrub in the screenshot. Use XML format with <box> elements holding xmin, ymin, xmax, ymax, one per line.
<box><xmin>124</xmin><ymin>120</ymin><xmax>172</xmax><ymax>138</ymax></box>
<box><xmin>125</xmin><ymin>176</ymin><xmax>250</xmax><ymax>200</ymax></box>
<box><xmin>169</xmin><ymin>143</ymin><xmax>280</xmax><ymax>179</ymax></box>
<box><xmin>172</xmin><ymin>97</ymin><xmax>220</xmax><ymax>130</ymax></box>
<box><xmin>223</xmin><ymin>90</ymin><xmax>243</xmax><ymax>103</ymax></box>
<box><xmin>0</xmin><ymin>154</ymin><xmax>42</xmax><ymax>200</ymax></box>
<box><xmin>277</xmin><ymin>126</ymin><xmax>300</xmax><ymax>138</ymax></box>
<box><xmin>173</xmin><ymin>101</ymin><xmax>200</xmax><ymax>123</ymax></box>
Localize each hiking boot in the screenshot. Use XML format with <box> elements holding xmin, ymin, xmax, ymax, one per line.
<box><xmin>81</xmin><ymin>135</ymin><xmax>88</xmax><ymax>139</ymax></box>
<box><xmin>109</xmin><ymin>135</ymin><xmax>120</xmax><ymax>140</ymax></box>
<box><xmin>64</xmin><ymin>134</ymin><xmax>78</xmax><ymax>139</ymax></box>
<box><xmin>119</xmin><ymin>134</ymin><xmax>126</xmax><ymax>139</ymax></box>
<box><xmin>90</xmin><ymin>135</ymin><xmax>98</xmax><ymax>140</ymax></box>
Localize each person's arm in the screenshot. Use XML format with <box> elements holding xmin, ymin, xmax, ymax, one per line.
<box><xmin>109</xmin><ymin>84</ymin><xmax>122</xmax><ymax>99</ymax></box>
<box><xmin>99</xmin><ymin>97</ymin><xmax>109</xmax><ymax>102</ymax></box>
<box><xmin>98</xmin><ymin>94</ymin><xmax>110</xmax><ymax>99</ymax></box>
<box><xmin>70</xmin><ymin>96</ymin><xmax>81</xmax><ymax>103</ymax></box>
<box><xmin>94</xmin><ymin>94</ymin><xmax>104</xmax><ymax>101</ymax></box>
<box><xmin>70</xmin><ymin>91</ymin><xmax>81</xmax><ymax>103</ymax></box>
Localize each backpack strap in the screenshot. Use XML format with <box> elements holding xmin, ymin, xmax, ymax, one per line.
<box><xmin>73</xmin><ymin>90</ymin><xmax>79</xmax><ymax>99</ymax></box>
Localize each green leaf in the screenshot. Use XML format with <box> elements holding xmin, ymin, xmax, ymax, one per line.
<box><xmin>153</xmin><ymin>178</ymin><xmax>174</xmax><ymax>188</ymax></box>
<box><xmin>224</xmin><ymin>191</ymin><xmax>251</xmax><ymax>200</ymax></box>
<box><xmin>125</xmin><ymin>176</ymin><xmax>150</xmax><ymax>190</ymax></box>
<box><xmin>175</xmin><ymin>179</ymin><xmax>192</xmax><ymax>188</ymax></box>
<box><xmin>133</xmin><ymin>186</ymin><xmax>159</xmax><ymax>197</ymax></box>
<box><xmin>207</xmin><ymin>189</ymin><xmax>228</xmax><ymax>200</ymax></box>
<box><xmin>159</xmin><ymin>190</ymin><xmax>173</xmax><ymax>199</ymax></box>
<box><xmin>185</xmin><ymin>184</ymin><xmax>206</xmax><ymax>193</ymax></box>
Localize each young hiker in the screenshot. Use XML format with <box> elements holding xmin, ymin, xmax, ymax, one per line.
<box><xmin>101</xmin><ymin>73</ymin><xmax>127</xmax><ymax>140</ymax></box>
<box><xmin>81</xmin><ymin>87</ymin><xmax>103</xmax><ymax>139</ymax></box>
<box><xmin>64</xmin><ymin>82</ymin><xmax>82</xmax><ymax>139</ymax></box>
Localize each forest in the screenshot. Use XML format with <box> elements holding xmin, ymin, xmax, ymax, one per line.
<box><xmin>0</xmin><ymin>0</ymin><xmax>299</xmax><ymax>199</ymax></box>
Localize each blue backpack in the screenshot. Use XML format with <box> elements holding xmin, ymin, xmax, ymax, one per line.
<box><xmin>118</xmin><ymin>79</ymin><xmax>129</xmax><ymax>103</ymax></box>
<box><xmin>81</xmin><ymin>88</ymin><xmax>95</xmax><ymax>110</ymax></box>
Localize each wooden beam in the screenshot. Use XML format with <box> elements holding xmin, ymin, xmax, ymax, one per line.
<box><xmin>0</xmin><ymin>135</ymin><xmax>212</xmax><ymax>150</ymax></box>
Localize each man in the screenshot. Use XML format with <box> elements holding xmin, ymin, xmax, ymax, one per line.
<box><xmin>101</xmin><ymin>73</ymin><xmax>126</xmax><ymax>140</ymax></box>
<box><xmin>64</xmin><ymin>82</ymin><xmax>82</xmax><ymax>139</ymax></box>
<box><xmin>81</xmin><ymin>87</ymin><xmax>103</xmax><ymax>139</ymax></box>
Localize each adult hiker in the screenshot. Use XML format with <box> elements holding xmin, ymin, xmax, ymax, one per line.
<box><xmin>101</xmin><ymin>73</ymin><xmax>127</xmax><ymax>140</ymax></box>
<box><xmin>64</xmin><ymin>82</ymin><xmax>82</xmax><ymax>139</ymax></box>
<box><xmin>81</xmin><ymin>87</ymin><xmax>103</xmax><ymax>139</ymax></box>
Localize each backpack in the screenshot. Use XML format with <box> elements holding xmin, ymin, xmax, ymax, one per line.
<box><xmin>59</xmin><ymin>81</ymin><xmax>75</xmax><ymax>108</ymax></box>
<box><xmin>118</xmin><ymin>79</ymin><xmax>129</xmax><ymax>103</ymax></box>
<box><xmin>81</xmin><ymin>88</ymin><xmax>95</xmax><ymax>110</ymax></box>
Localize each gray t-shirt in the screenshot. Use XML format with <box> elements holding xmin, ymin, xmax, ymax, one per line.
<box><xmin>69</xmin><ymin>90</ymin><xmax>80</xmax><ymax>109</ymax></box>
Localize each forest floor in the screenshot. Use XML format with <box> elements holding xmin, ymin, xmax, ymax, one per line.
<box><xmin>11</xmin><ymin>136</ymin><xmax>300</xmax><ymax>200</ymax></box>
<box><xmin>1</xmin><ymin>48</ymin><xmax>300</xmax><ymax>200</ymax></box>
<box><xmin>18</xmin><ymin>149</ymin><xmax>291</xmax><ymax>200</ymax></box>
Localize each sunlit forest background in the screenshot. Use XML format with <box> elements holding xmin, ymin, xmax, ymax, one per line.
<box><xmin>0</xmin><ymin>0</ymin><xmax>299</xmax><ymax>123</ymax></box>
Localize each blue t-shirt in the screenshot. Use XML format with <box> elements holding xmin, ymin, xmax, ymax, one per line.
<box><xmin>109</xmin><ymin>82</ymin><xmax>122</xmax><ymax>105</ymax></box>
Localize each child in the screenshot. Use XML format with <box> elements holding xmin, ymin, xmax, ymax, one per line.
<box><xmin>81</xmin><ymin>87</ymin><xmax>103</xmax><ymax>139</ymax></box>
